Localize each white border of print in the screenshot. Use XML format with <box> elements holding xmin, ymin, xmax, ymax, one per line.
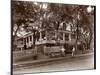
<box><xmin>17</xmin><ymin>0</ymin><xmax>95</xmax><ymax>5</ymax></box>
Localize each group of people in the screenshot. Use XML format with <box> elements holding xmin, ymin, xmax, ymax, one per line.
<box><xmin>61</xmin><ymin>46</ymin><xmax>75</xmax><ymax>57</ymax></box>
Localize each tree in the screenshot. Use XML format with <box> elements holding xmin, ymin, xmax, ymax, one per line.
<box><xmin>12</xmin><ymin>1</ymin><xmax>94</xmax><ymax>50</ymax></box>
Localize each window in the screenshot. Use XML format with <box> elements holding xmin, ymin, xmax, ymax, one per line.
<box><xmin>65</xmin><ymin>33</ymin><xmax>69</xmax><ymax>41</ymax></box>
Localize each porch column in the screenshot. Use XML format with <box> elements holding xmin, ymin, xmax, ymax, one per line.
<box><xmin>39</xmin><ymin>31</ymin><xmax>42</xmax><ymax>41</ymax></box>
<box><xmin>31</xmin><ymin>35</ymin><xmax>33</xmax><ymax>44</ymax></box>
<box><xmin>28</xmin><ymin>36</ymin><xmax>30</xmax><ymax>43</ymax></box>
<box><xmin>28</xmin><ymin>36</ymin><xmax>30</xmax><ymax>47</ymax></box>
<box><xmin>25</xmin><ymin>38</ymin><xmax>27</xmax><ymax>47</ymax></box>
<box><xmin>63</xmin><ymin>33</ymin><xmax>65</xmax><ymax>41</ymax></box>
<box><xmin>55</xmin><ymin>31</ymin><xmax>57</xmax><ymax>39</ymax></box>
<box><xmin>69</xmin><ymin>33</ymin><xmax>71</xmax><ymax>40</ymax></box>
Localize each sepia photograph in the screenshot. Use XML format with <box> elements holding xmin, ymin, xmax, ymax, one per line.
<box><xmin>11</xmin><ymin>0</ymin><xmax>95</xmax><ymax>74</ymax></box>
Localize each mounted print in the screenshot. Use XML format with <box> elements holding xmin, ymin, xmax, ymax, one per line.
<box><xmin>11</xmin><ymin>0</ymin><xmax>96</xmax><ymax>74</ymax></box>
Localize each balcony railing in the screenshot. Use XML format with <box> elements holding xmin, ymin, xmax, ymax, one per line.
<box><xmin>35</xmin><ymin>39</ymin><xmax>76</xmax><ymax>45</ymax></box>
